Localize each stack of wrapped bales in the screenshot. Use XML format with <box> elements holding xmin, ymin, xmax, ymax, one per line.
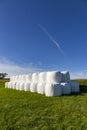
<box><xmin>30</xmin><ymin>73</ymin><xmax>39</xmax><ymax>92</ymax></box>
<box><xmin>24</xmin><ymin>74</ymin><xmax>31</xmax><ymax>91</ymax></box>
<box><xmin>37</xmin><ymin>72</ymin><xmax>47</xmax><ymax>94</ymax></box>
<box><xmin>5</xmin><ymin>71</ymin><xmax>80</xmax><ymax>97</ymax></box>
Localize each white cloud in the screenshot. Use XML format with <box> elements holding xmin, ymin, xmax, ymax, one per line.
<box><xmin>0</xmin><ymin>58</ymin><xmax>87</xmax><ymax>79</ymax></box>
<box><xmin>0</xmin><ymin>58</ymin><xmax>43</xmax><ymax>76</ymax></box>
<box><xmin>70</xmin><ymin>70</ymin><xmax>87</xmax><ymax>79</ymax></box>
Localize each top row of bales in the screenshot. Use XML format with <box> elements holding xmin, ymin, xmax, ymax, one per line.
<box><xmin>10</xmin><ymin>71</ymin><xmax>70</xmax><ymax>83</ymax></box>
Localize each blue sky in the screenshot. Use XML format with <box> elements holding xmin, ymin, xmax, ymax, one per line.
<box><xmin>0</xmin><ymin>0</ymin><xmax>87</xmax><ymax>78</ymax></box>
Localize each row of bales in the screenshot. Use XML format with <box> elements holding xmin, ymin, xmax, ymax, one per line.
<box><xmin>5</xmin><ymin>71</ymin><xmax>80</xmax><ymax>96</ymax></box>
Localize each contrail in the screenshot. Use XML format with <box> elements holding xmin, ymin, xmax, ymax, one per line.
<box><xmin>38</xmin><ymin>24</ymin><xmax>64</xmax><ymax>55</ymax></box>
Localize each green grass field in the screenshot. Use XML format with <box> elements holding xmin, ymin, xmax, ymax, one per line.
<box><xmin>0</xmin><ymin>80</ymin><xmax>87</xmax><ymax>130</ymax></box>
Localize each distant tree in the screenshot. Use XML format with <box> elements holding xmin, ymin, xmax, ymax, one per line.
<box><xmin>0</xmin><ymin>73</ymin><xmax>8</xmax><ymax>79</ymax></box>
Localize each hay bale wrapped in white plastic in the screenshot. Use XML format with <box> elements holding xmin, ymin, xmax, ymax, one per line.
<box><xmin>61</xmin><ymin>82</ymin><xmax>71</xmax><ymax>95</ymax></box>
<box><xmin>12</xmin><ymin>76</ymin><xmax>15</xmax><ymax>82</ymax></box>
<box><xmin>47</xmin><ymin>71</ymin><xmax>62</xmax><ymax>83</ymax></box>
<box><xmin>17</xmin><ymin>75</ymin><xmax>20</xmax><ymax>82</ymax></box>
<box><xmin>5</xmin><ymin>82</ymin><xmax>7</xmax><ymax>88</ymax></box>
<box><xmin>16</xmin><ymin>82</ymin><xmax>20</xmax><ymax>90</ymax></box>
<box><xmin>7</xmin><ymin>82</ymin><xmax>10</xmax><ymax>88</ymax></box>
<box><xmin>19</xmin><ymin>82</ymin><xmax>25</xmax><ymax>91</ymax></box>
<box><xmin>8</xmin><ymin>82</ymin><xmax>12</xmax><ymax>88</ymax></box>
<box><xmin>15</xmin><ymin>75</ymin><xmax>19</xmax><ymax>82</ymax></box>
<box><xmin>70</xmin><ymin>82</ymin><xmax>80</xmax><ymax>93</ymax></box>
<box><xmin>21</xmin><ymin>75</ymin><xmax>26</xmax><ymax>82</ymax></box>
<box><xmin>11</xmin><ymin>76</ymin><xmax>15</xmax><ymax>82</ymax></box>
<box><xmin>30</xmin><ymin>83</ymin><xmax>37</xmax><ymax>92</ymax></box>
<box><xmin>37</xmin><ymin>83</ymin><xmax>45</xmax><ymax>94</ymax></box>
<box><xmin>9</xmin><ymin>82</ymin><xmax>12</xmax><ymax>88</ymax></box>
<box><xmin>5</xmin><ymin>82</ymin><xmax>8</xmax><ymax>88</ymax></box>
<box><xmin>24</xmin><ymin>82</ymin><xmax>30</xmax><ymax>91</ymax></box>
<box><xmin>61</xmin><ymin>71</ymin><xmax>70</xmax><ymax>82</ymax></box>
<box><xmin>19</xmin><ymin>75</ymin><xmax>23</xmax><ymax>82</ymax></box>
<box><xmin>12</xmin><ymin>82</ymin><xmax>16</xmax><ymax>89</ymax></box>
<box><xmin>25</xmin><ymin>74</ymin><xmax>32</xmax><ymax>83</ymax></box>
<box><xmin>32</xmin><ymin>73</ymin><xmax>39</xmax><ymax>83</ymax></box>
<box><xmin>13</xmin><ymin>76</ymin><xmax>16</xmax><ymax>82</ymax></box>
<box><xmin>45</xmin><ymin>83</ymin><xmax>62</xmax><ymax>96</ymax></box>
<box><xmin>10</xmin><ymin>82</ymin><xmax>14</xmax><ymax>89</ymax></box>
<box><xmin>39</xmin><ymin>72</ymin><xmax>47</xmax><ymax>83</ymax></box>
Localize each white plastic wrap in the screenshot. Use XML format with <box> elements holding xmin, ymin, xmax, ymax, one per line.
<box><xmin>61</xmin><ymin>71</ymin><xmax>70</xmax><ymax>82</ymax></box>
<box><xmin>17</xmin><ymin>75</ymin><xmax>22</xmax><ymax>82</ymax></box>
<box><xmin>30</xmin><ymin>83</ymin><xmax>37</xmax><ymax>92</ymax></box>
<box><xmin>5</xmin><ymin>82</ymin><xmax>8</xmax><ymax>88</ymax></box>
<box><xmin>10</xmin><ymin>82</ymin><xmax>12</xmax><ymax>88</ymax></box>
<box><xmin>12</xmin><ymin>82</ymin><xmax>16</xmax><ymax>89</ymax></box>
<box><xmin>15</xmin><ymin>75</ymin><xmax>19</xmax><ymax>82</ymax></box>
<box><xmin>10</xmin><ymin>76</ymin><xmax>13</xmax><ymax>82</ymax></box>
<box><xmin>13</xmin><ymin>76</ymin><xmax>16</xmax><ymax>82</ymax></box>
<box><xmin>17</xmin><ymin>75</ymin><xmax>20</xmax><ymax>82</ymax></box>
<box><xmin>45</xmin><ymin>83</ymin><xmax>62</xmax><ymax>96</ymax></box>
<box><xmin>25</xmin><ymin>74</ymin><xmax>32</xmax><ymax>82</ymax></box>
<box><xmin>70</xmin><ymin>82</ymin><xmax>80</xmax><ymax>93</ymax></box>
<box><xmin>37</xmin><ymin>83</ymin><xmax>45</xmax><ymax>94</ymax></box>
<box><xmin>19</xmin><ymin>82</ymin><xmax>25</xmax><ymax>91</ymax></box>
<box><xmin>32</xmin><ymin>73</ymin><xmax>39</xmax><ymax>83</ymax></box>
<box><xmin>9</xmin><ymin>82</ymin><xmax>12</xmax><ymax>88</ymax></box>
<box><xmin>16</xmin><ymin>82</ymin><xmax>20</xmax><ymax>90</ymax></box>
<box><xmin>5</xmin><ymin>71</ymin><xmax>80</xmax><ymax>97</ymax></box>
<box><xmin>24</xmin><ymin>82</ymin><xmax>30</xmax><ymax>91</ymax></box>
<box><xmin>10</xmin><ymin>82</ymin><xmax>14</xmax><ymax>89</ymax></box>
<box><xmin>12</xmin><ymin>76</ymin><xmax>15</xmax><ymax>82</ymax></box>
<box><xmin>47</xmin><ymin>71</ymin><xmax>62</xmax><ymax>83</ymax></box>
<box><xmin>21</xmin><ymin>75</ymin><xmax>26</xmax><ymax>82</ymax></box>
<box><xmin>7</xmin><ymin>82</ymin><xmax>10</xmax><ymax>88</ymax></box>
<box><xmin>39</xmin><ymin>72</ymin><xmax>47</xmax><ymax>83</ymax></box>
<box><xmin>61</xmin><ymin>82</ymin><xmax>71</xmax><ymax>95</ymax></box>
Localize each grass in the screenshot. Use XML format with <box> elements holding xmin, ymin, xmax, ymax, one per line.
<box><xmin>0</xmin><ymin>80</ymin><xmax>87</xmax><ymax>130</ymax></box>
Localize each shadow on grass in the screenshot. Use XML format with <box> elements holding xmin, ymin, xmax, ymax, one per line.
<box><xmin>61</xmin><ymin>85</ymin><xmax>87</xmax><ymax>97</ymax></box>
<box><xmin>68</xmin><ymin>85</ymin><xmax>87</xmax><ymax>96</ymax></box>
<box><xmin>80</xmin><ymin>85</ymin><xmax>87</xmax><ymax>93</ymax></box>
